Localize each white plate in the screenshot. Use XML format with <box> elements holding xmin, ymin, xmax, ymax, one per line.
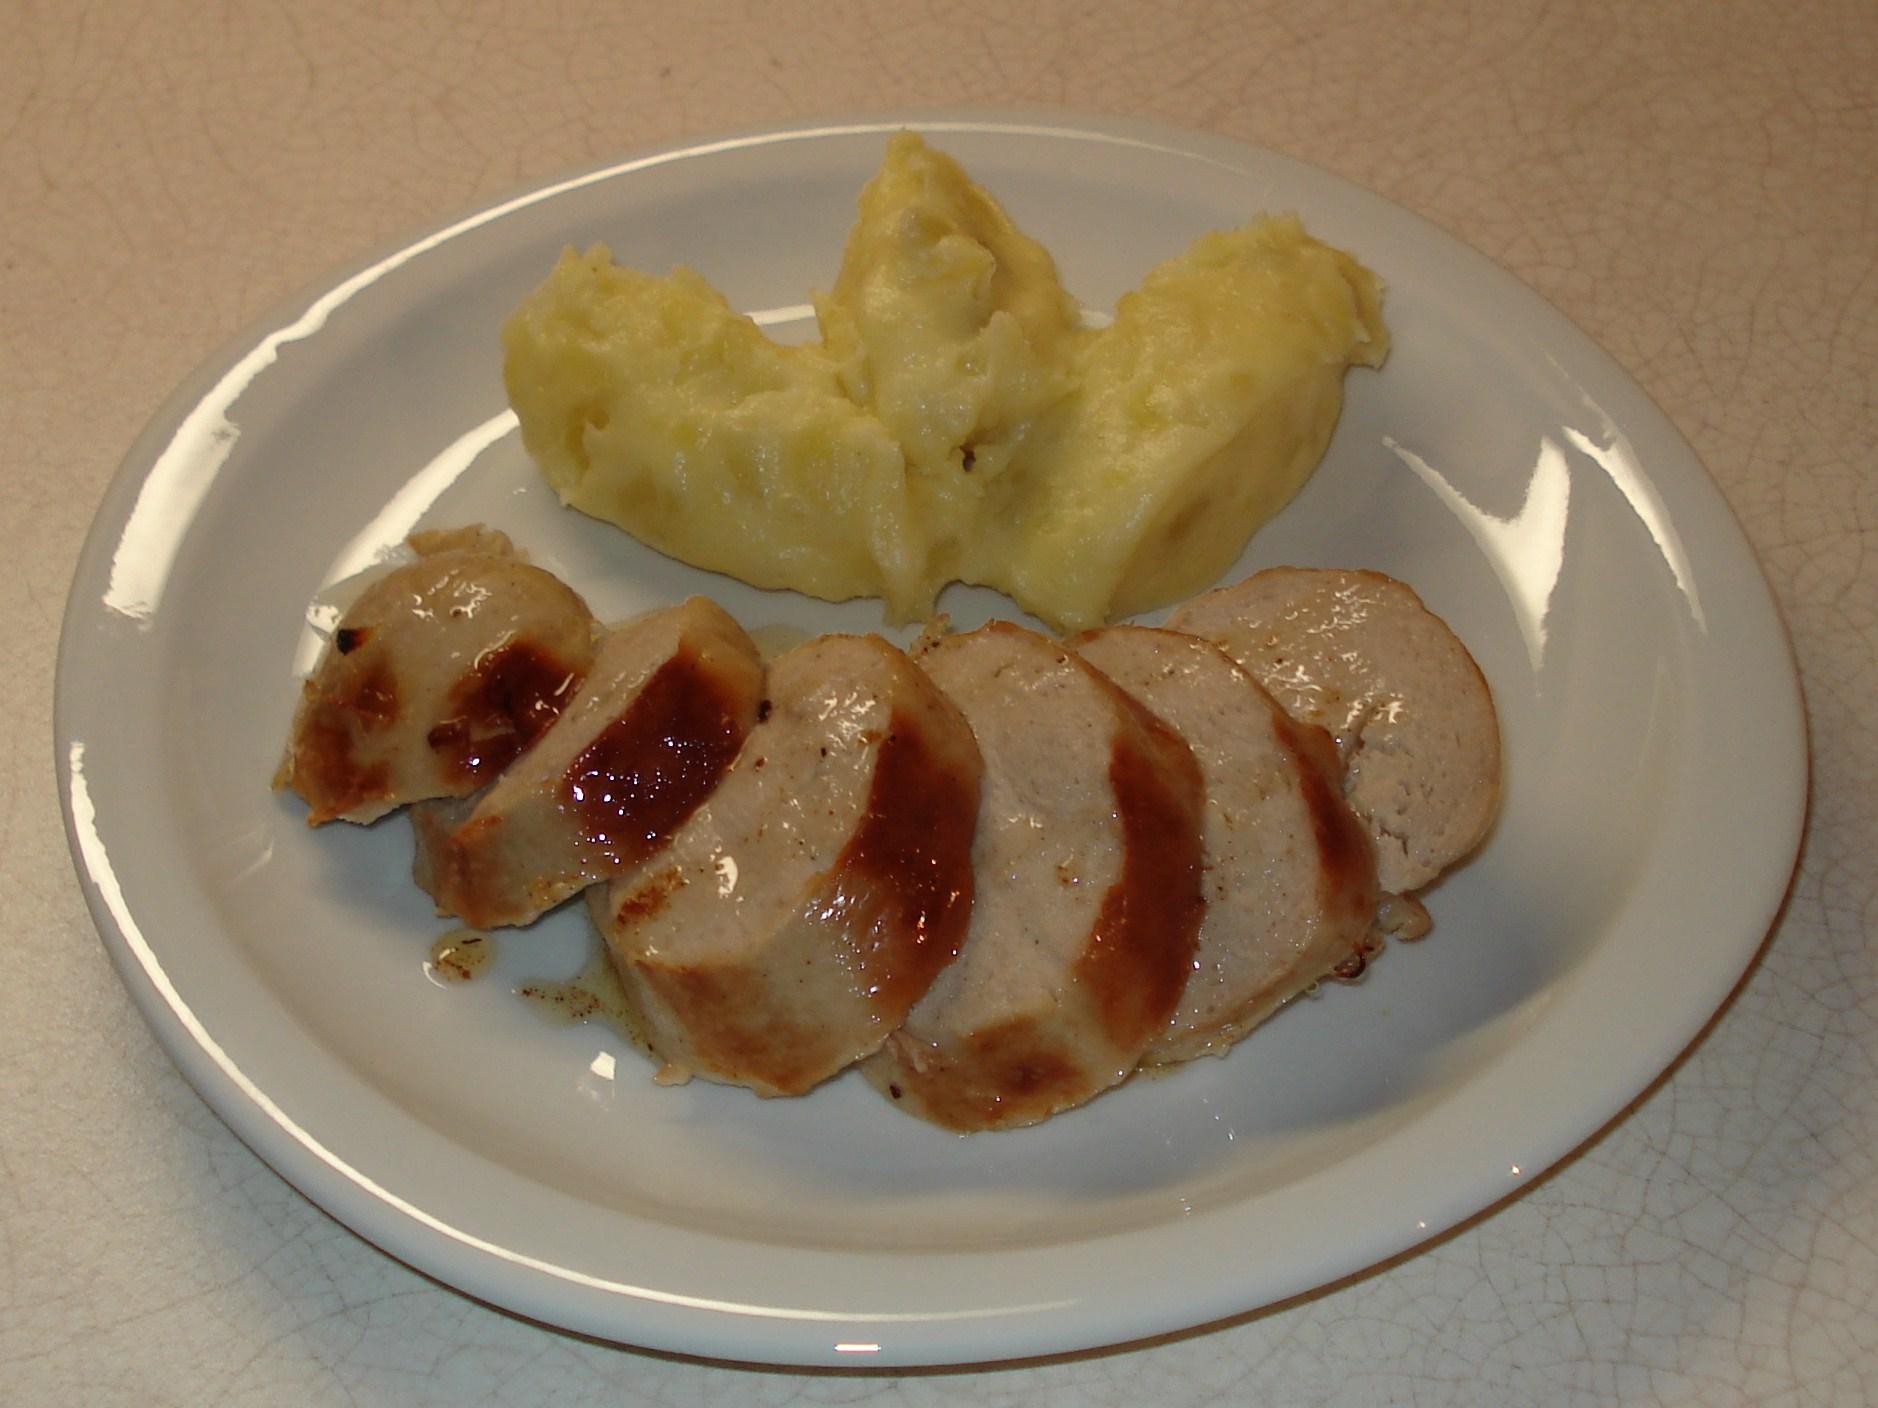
<box><xmin>57</xmin><ymin>112</ymin><xmax>1806</xmax><ymax>1367</ymax></box>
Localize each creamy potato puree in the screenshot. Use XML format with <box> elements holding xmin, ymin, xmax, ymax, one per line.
<box><xmin>978</xmin><ymin>216</ymin><xmax>1388</xmax><ymax>625</ymax></box>
<box><xmin>502</xmin><ymin>257</ymin><xmax>924</xmax><ymax>613</ymax></box>
<box><xmin>502</xmin><ymin>132</ymin><xmax>1387</xmax><ymax>630</ymax></box>
<box><xmin>815</xmin><ymin>133</ymin><xmax>1083</xmax><ymax>583</ymax></box>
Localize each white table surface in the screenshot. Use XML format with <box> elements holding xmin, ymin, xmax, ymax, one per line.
<box><xmin>5</xmin><ymin>1</ymin><xmax>1874</xmax><ymax>1403</ymax></box>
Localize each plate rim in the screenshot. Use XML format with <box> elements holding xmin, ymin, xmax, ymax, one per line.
<box><xmin>54</xmin><ymin>107</ymin><xmax>1809</xmax><ymax>1367</ymax></box>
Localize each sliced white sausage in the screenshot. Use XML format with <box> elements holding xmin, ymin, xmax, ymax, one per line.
<box><xmin>1072</xmin><ymin>626</ymin><xmax>1379</xmax><ymax>1063</ymax></box>
<box><xmin>276</xmin><ymin>531</ymin><xmax>596</xmax><ymax>825</ymax></box>
<box><xmin>591</xmin><ymin>634</ymin><xmax>981</xmax><ymax>1098</ymax></box>
<box><xmin>864</xmin><ymin>621</ymin><xmax>1206</xmax><ymax>1131</ymax></box>
<box><xmin>411</xmin><ymin>598</ymin><xmax>764</xmax><ymax>928</ymax></box>
<box><xmin>1169</xmin><ymin>567</ymin><xmax>1500</xmax><ymax>893</ymax></box>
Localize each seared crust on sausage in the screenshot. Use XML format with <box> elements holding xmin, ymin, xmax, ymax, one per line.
<box><xmin>864</xmin><ymin>622</ymin><xmax>1206</xmax><ymax>1131</ymax></box>
<box><xmin>411</xmin><ymin>598</ymin><xmax>764</xmax><ymax>928</ymax></box>
<box><xmin>278</xmin><ymin>518</ymin><xmax>1503</xmax><ymax>1131</ymax></box>
<box><xmin>1169</xmin><ymin>567</ymin><xmax>1500</xmax><ymax>894</ymax></box>
<box><xmin>593</xmin><ymin>634</ymin><xmax>981</xmax><ymax>1097</ymax></box>
<box><xmin>276</xmin><ymin>534</ymin><xmax>595</xmax><ymax>824</ymax></box>
<box><xmin>1073</xmin><ymin>626</ymin><xmax>1379</xmax><ymax>1063</ymax></box>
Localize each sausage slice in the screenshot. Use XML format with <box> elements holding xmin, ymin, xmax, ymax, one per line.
<box><xmin>1169</xmin><ymin>567</ymin><xmax>1500</xmax><ymax>894</ymax></box>
<box><xmin>411</xmin><ymin>598</ymin><xmax>764</xmax><ymax>928</ymax></box>
<box><xmin>276</xmin><ymin>530</ymin><xmax>595</xmax><ymax>824</ymax></box>
<box><xmin>864</xmin><ymin>622</ymin><xmax>1206</xmax><ymax>1131</ymax></box>
<box><xmin>591</xmin><ymin>634</ymin><xmax>981</xmax><ymax>1098</ymax></box>
<box><xmin>1073</xmin><ymin>626</ymin><xmax>1379</xmax><ymax>1064</ymax></box>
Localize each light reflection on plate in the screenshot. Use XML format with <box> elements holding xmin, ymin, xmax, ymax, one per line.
<box><xmin>56</xmin><ymin>112</ymin><xmax>1804</xmax><ymax>1367</ymax></box>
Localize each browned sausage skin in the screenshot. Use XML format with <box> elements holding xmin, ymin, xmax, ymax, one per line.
<box><xmin>594</xmin><ymin>634</ymin><xmax>981</xmax><ymax>1098</ymax></box>
<box><xmin>865</xmin><ymin>622</ymin><xmax>1206</xmax><ymax>1131</ymax></box>
<box><xmin>412</xmin><ymin>598</ymin><xmax>764</xmax><ymax>928</ymax></box>
<box><xmin>1074</xmin><ymin>625</ymin><xmax>1379</xmax><ymax>1064</ymax></box>
<box><xmin>277</xmin><ymin>530</ymin><xmax>595</xmax><ymax>825</ymax></box>
<box><xmin>1170</xmin><ymin>567</ymin><xmax>1500</xmax><ymax>895</ymax></box>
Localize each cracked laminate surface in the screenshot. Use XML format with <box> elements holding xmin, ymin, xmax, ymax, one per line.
<box><xmin>3</xmin><ymin>1</ymin><xmax>1873</xmax><ymax>1403</ymax></box>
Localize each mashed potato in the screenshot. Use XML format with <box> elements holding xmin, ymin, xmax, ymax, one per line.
<box><xmin>815</xmin><ymin>134</ymin><xmax>1083</xmax><ymax>587</ymax></box>
<box><xmin>972</xmin><ymin>216</ymin><xmax>1388</xmax><ymax>625</ymax></box>
<box><xmin>502</xmin><ymin>256</ymin><xmax>925</xmax><ymax>613</ymax></box>
<box><xmin>502</xmin><ymin>133</ymin><xmax>1387</xmax><ymax>629</ymax></box>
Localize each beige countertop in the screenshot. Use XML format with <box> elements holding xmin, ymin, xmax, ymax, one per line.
<box><xmin>5</xmin><ymin>2</ymin><xmax>1874</xmax><ymax>1402</ymax></box>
